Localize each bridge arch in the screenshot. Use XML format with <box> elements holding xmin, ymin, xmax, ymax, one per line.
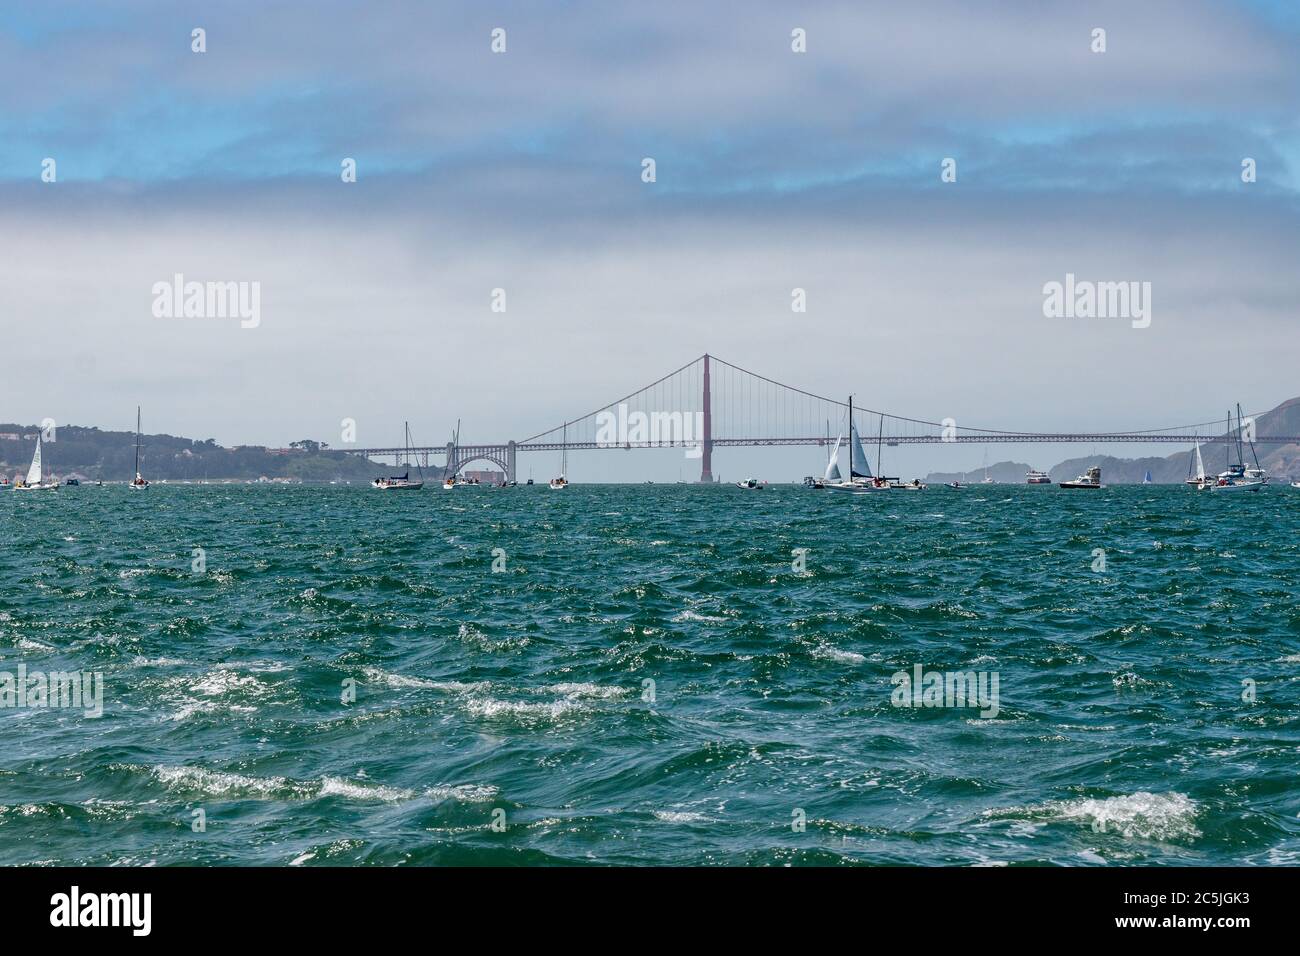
<box><xmin>449</xmin><ymin>452</ymin><xmax>509</xmax><ymax>476</ymax></box>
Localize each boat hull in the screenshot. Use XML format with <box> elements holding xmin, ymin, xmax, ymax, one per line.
<box><xmin>1207</xmin><ymin>480</ymin><xmax>1262</xmax><ymax>492</ymax></box>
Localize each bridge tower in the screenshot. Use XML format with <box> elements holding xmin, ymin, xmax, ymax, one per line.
<box><xmin>700</xmin><ymin>352</ymin><xmax>714</xmax><ymax>483</ymax></box>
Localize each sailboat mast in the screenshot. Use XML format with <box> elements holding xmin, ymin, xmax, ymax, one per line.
<box><xmin>847</xmin><ymin>396</ymin><xmax>853</xmax><ymax>478</ymax></box>
<box><xmin>134</xmin><ymin>406</ymin><xmax>142</xmax><ymax>475</ymax></box>
<box><xmin>1241</xmin><ymin>403</ymin><xmax>1262</xmax><ymax>469</ymax></box>
<box><xmin>876</xmin><ymin>415</ymin><xmax>883</xmax><ymax>478</ymax></box>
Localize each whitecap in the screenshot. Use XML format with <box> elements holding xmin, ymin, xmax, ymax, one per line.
<box><xmin>988</xmin><ymin>791</ymin><xmax>1199</xmax><ymax>841</ymax></box>
<box><xmin>653</xmin><ymin>810</ymin><xmax>711</xmax><ymax>823</ymax></box>
<box><xmin>810</xmin><ymin>644</ymin><xmax>865</xmax><ymax>665</ymax></box>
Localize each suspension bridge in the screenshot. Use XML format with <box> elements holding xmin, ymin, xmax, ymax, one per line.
<box><xmin>344</xmin><ymin>354</ymin><xmax>1298</xmax><ymax>483</ymax></box>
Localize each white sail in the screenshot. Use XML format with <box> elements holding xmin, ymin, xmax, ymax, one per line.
<box><xmin>1194</xmin><ymin>442</ymin><xmax>1205</xmax><ymax>480</ymax></box>
<box><xmin>824</xmin><ymin>435</ymin><xmax>843</xmax><ymax>481</ymax></box>
<box><xmin>849</xmin><ymin>423</ymin><xmax>873</xmax><ymax>478</ymax></box>
<box><xmin>26</xmin><ymin>438</ymin><xmax>43</xmax><ymax>485</ymax></box>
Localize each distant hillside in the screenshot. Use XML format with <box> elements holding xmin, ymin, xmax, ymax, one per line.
<box><xmin>1056</xmin><ymin>396</ymin><xmax>1300</xmax><ymax>483</ymax></box>
<box><xmin>925</xmin><ymin>460</ymin><xmax>1036</xmax><ymax>484</ymax></box>
<box><xmin>924</xmin><ymin>395</ymin><xmax>1300</xmax><ymax>485</ymax></box>
<box><xmin>0</xmin><ymin>425</ymin><xmax>383</xmax><ymax>482</ymax></box>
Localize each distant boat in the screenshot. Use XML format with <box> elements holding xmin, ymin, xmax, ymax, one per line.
<box><xmin>130</xmin><ymin>406</ymin><xmax>150</xmax><ymax>489</ymax></box>
<box><xmin>825</xmin><ymin>396</ymin><xmax>890</xmax><ymax>493</ymax></box>
<box><xmin>15</xmin><ymin>435</ymin><xmax>59</xmax><ymax>491</ymax></box>
<box><xmin>1207</xmin><ymin>406</ymin><xmax>1264</xmax><ymax>492</ymax></box>
<box><xmin>65</xmin><ymin>477</ymin><xmax>80</xmax><ymax>486</ymax></box>
<box><xmin>1059</xmin><ymin>466</ymin><xmax>1103</xmax><ymax>489</ymax></box>
<box><xmin>1186</xmin><ymin>441</ymin><xmax>1210</xmax><ymax>488</ymax></box>
<box><xmin>1142</xmin><ymin>470</ymin><xmax>1153</xmax><ymax>485</ymax></box>
<box><xmin>736</xmin><ymin>478</ymin><xmax>765</xmax><ymax>490</ymax></box>
<box><xmin>442</xmin><ymin>420</ymin><xmax>480</xmax><ymax>489</ymax></box>
<box><xmin>981</xmin><ymin>451</ymin><xmax>994</xmax><ymax>483</ymax></box>
<box><xmin>372</xmin><ymin>422</ymin><xmax>425</xmax><ymax>490</ymax></box>
<box><xmin>549</xmin><ymin>421</ymin><xmax>569</xmax><ymax>489</ymax></box>
<box><xmin>1026</xmin><ymin>469</ymin><xmax>1051</xmax><ymax>484</ymax></box>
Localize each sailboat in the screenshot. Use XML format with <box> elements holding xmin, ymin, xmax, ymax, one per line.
<box><xmin>130</xmin><ymin>406</ymin><xmax>150</xmax><ymax>489</ymax></box>
<box><xmin>825</xmin><ymin>397</ymin><xmax>888</xmax><ymax>493</ymax></box>
<box><xmin>549</xmin><ymin>422</ymin><xmax>569</xmax><ymax>489</ymax></box>
<box><xmin>442</xmin><ymin>421</ymin><xmax>480</xmax><ymax>489</ymax></box>
<box><xmin>981</xmin><ymin>450</ymin><xmax>994</xmax><ymax>484</ymax></box>
<box><xmin>1142</xmin><ymin>470</ymin><xmax>1153</xmax><ymax>485</ymax></box>
<box><xmin>807</xmin><ymin>430</ymin><xmax>843</xmax><ymax>489</ymax></box>
<box><xmin>1208</xmin><ymin>406</ymin><xmax>1263</xmax><ymax>492</ymax></box>
<box><xmin>1186</xmin><ymin>441</ymin><xmax>1210</xmax><ymax>488</ymax></box>
<box><xmin>15</xmin><ymin>434</ymin><xmax>59</xmax><ymax>491</ymax></box>
<box><xmin>372</xmin><ymin>422</ymin><xmax>425</xmax><ymax>490</ymax></box>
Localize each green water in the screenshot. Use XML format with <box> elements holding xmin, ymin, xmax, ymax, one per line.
<box><xmin>1</xmin><ymin>484</ymin><xmax>1297</xmax><ymax>865</ymax></box>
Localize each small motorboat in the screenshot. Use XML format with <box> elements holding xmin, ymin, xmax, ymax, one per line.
<box><xmin>736</xmin><ymin>478</ymin><xmax>766</xmax><ymax>490</ymax></box>
<box><xmin>1059</xmin><ymin>466</ymin><xmax>1103</xmax><ymax>489</ymax></box>
<box><xmin>889</xmin><ymin>478</ymin><xmax>927</xmax><ymax>490</ymax></box>
<box><xmin>946</xmin><ymin>481</ymin><xmax>966</xmax><ymax>490</ymax></box>
<box><xmin>1026</xmin><ymin>470</ymin><xmax>1051</xmax><ymax>484</ymax></box>
<box><xmin>65</xmin><ymin>478</ymin><xmax>80</xmax><ymax>486</ymax></box>
<box><xmin>548</xmin><ymin>476</ymin><xmax>568</xmax><ymax>490</ymax></box>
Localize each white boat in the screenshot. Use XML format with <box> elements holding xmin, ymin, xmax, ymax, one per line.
<box><xmin>372</xmin><ymin>422</ymin><xmax>425</xmax><ymax>490</ymax></box>
<box><xmin>14</xmin><ymin>435</ymin><xmax>59</xmax><ymax>491</ymax></box>
<box><xmin>981</xmin><ymin>451</ymin><xmax>994</xmax><ymax>483</ymax></box>
<box><xmin>736</xmin><ymin>478</ymin><xmax>765</xmax><ymax>490</ymax></box>
<box><xmin>1186</xmin><ymin>442</ymin><xmax>1210</xmax><ymax>488</ymax></box>
<box><xmin>129</xmin><ymin>406</ymin><xmax>150</xmax><ymax>489</ymax></box>
<box><xmin>1059</xmin><ymin>466</ymin><xmax>1103</xmax><ymax>489</ymax></box>
<box><xmin>890</xmin><ymin>478</ymin><xmax>927</xmax><ymax>490</ymax></box>
<box><xmin>441</xmin><ymin>420</ymin><xmax>481</xmax><ymax>489</ymax></box>
<box><xmin>1207</xmin><ymin>464</ymin><xmax>1262</xmax><ymax>492</ymax></box>
<box><xmin>549</xmin><ymin>421</ymin><xmax>569</xmax><ymax>489</ymax></box>
<box><xmin>1026</xmin><ymin>469</ymin><xmax>1051</xmax><ymax>484</ymax></box>
<box><xmin>824</xmin><ymin>396</ymin><xmax>890</xmax><ymax>493</ymax></box>
<box><xmin>1206</xmin><ymin>406</ymin><xmax>1264</xmax><ymax>492</ymax></box>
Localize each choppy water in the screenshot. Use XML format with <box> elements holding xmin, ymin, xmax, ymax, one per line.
<box><xmin>2</xmin><ymin>483</ymin><xmax>1298</xmax><ymax>866</ymax></box>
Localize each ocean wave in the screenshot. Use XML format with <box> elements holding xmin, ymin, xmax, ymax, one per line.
<box><xmin>148</xmin><ymin>766</ymin><xmax>495</xmax><ymax>804</ymax></box>
<box><xmin>809</xmin><ymin>644</ymin><xmax>865</xmax><ymax>665</ymax></box>
<box><xmin>987</xmin><ymin>791</ymin><xmax>1200</xmax><ymax>841</ymax></box>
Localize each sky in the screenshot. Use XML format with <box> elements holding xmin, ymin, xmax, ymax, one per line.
<box><xmin>2</xmin><ymin>0</ymin><xmax>1298</xmax><ymax>480</ymax></box>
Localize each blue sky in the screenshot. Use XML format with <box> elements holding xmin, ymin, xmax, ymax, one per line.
<box><xmin>3</xmin><ymin>0</ymin><xmax>1298</xmax><ymax>478</ymax></box>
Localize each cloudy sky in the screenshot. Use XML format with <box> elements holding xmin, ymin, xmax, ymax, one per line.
<box><xmin>2</xmin><ymin>0</ymin><xmax>1297</xmax><ymax>479</ymax></box>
